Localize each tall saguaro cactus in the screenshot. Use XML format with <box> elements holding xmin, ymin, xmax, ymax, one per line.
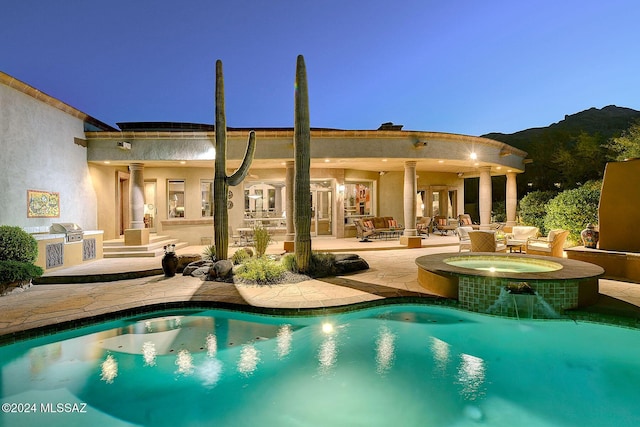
<box><xmin>214</xmin><ymin>59</ymin><xmax>256</xmax><ymax>260</ymax></box>
<box><xmin>293</xmin><ymin>55</ymin><xmax>312</xmax><ymax>272</ymax></box>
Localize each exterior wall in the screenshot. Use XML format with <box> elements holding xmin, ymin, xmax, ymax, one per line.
<box><xmin>88</xmin><ymin>164</ymin><xmax>120</xmax><ymax>241</ymax></box>
<box><xmin>0</xmin><ymin>83</ymin><xmax>97</xmax><ymax>230</ymax></box>
<box><xmin>599</xmin><ymin>159</ymin><xmax>640</xmax><ymax>253</ymax></box>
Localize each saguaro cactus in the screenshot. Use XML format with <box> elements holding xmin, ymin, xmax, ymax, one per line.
<box><xmin>294</xmin><ymin>55</ymin><xmax>312</xmax><ymax>272</ymax></box>
<box><xmin>214</xmin><ymin>59</ymin><xmax>256</xmax><ymax>260</ymax></box>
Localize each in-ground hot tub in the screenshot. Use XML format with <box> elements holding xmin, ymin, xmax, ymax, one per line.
<box><xmin>416</xmin><ymin>253</ymin><xmax>604</xmax><ymax>318</ymax></box>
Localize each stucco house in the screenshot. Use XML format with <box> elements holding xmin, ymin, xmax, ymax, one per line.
<box><xmin>0</xmin><ymin>71</ymin><xmax>528</xmax><ymax>270</ymax></box>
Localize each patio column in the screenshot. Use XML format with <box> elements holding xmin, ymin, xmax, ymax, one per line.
<box><xmin>128</xmin><ymin>163</ymin><xmax>145</xmax><ymax>229</ymax></box>
<box><xmin>274</xmin><ymin>183</ymin><xmax>284</xmax><ymax>217</ymax></box>
<box><xmin>285</xmin><ymin>161</ymin><xmax>295</xmax><ymax>241</ymax></box>
<box><xmin>479</xmin><ymin>166</ymin><xmax>492</xmax><ymax>226</ymax></box>
<box><xmin>506</xmin><ymin>171</ymin><xmax>517</xmax><ymax>226</ymax></box>
<box><xmin>403</xmin><ymin>161</ymin><xmax>417</xmax><ymax>236</ymax></box>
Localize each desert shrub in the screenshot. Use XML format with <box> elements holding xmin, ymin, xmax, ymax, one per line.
<box><xmin>235</xmin><ymin>257</ymin><xmax>286</xmax><ymax>284</ymax></box>
<box><xmin>202</xmin><ymin>245</ymin><xmax>217</xmax><ymax>261</ymax></box>
<box><xmin>231</xmin><ymin>248</ymin><xmax>251</xmax><ymax>265</ymax></box>
<box><xmin>252</xmin><ymin>226</ymin><xmax>270</xmax><ymax>257</ymax></box>
<box><xmin>0</xmin><ymin>260</ymin><xmax>43</xmax><ymax>283</ymax></box>
<box><xmin>544</xmin><ymin>182</ymin><xmax>601</xmax><ymax>245</ymax></box>
<box><xmin>518</xmin><ymin>191</ymin><xmax>557</xmax><ymax>235</ymax></box>
<box><xmin>0</xmin><ymin>226</ymin><xmax>38</xmax><ymax>263</ymax></box>
<box><xmin>283</xmin><ymin>251</ymin><xmax>337</xmax><ymax>278</ymax></box>
<box><xmin>281</xmin><ymin>253</ymin><xmax>296</xmax><ymax>272</ymax></box>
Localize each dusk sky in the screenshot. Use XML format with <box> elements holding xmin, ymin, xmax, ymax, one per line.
<box><xmin>2</xmin><ymin>0</ymin><xmax>638</xmax><ymax>136</ymax></box>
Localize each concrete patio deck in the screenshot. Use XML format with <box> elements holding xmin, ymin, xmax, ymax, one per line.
<box><xmin>1</xmin><ymin>235</ymin><xmax>640</xmax><ymax>342</ymax></box>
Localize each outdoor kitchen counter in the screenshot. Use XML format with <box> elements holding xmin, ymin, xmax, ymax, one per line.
<box><xmin>33</xmin><ymin>230</ymin><xmax>104</xmax><ymax>271</ymax></box>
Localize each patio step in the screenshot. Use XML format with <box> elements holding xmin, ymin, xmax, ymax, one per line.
<box><xmin>103</xmin><ymin>235</ymin><xmax>189</xmax><ymax>258</ymax></box>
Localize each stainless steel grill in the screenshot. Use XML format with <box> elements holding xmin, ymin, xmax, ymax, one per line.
<box><xmin>51</xmin><ymin>223</ymin><xmax>84</xmax><ymax>243</ymax></box>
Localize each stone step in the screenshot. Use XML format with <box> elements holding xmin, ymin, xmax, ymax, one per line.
<box><xmin>103</xmin><ymin>237</ymin><xmax>180</xmax><ymax>252</ymax></box>
<box><xmin>103</xmin><ymin>234</ymin><xmax>173</xmax><ymax>247</ymax></box>
<box><xmin>103</xmin><ymin>238</ymin><xmax>189</xmax><ymax>258</ymax></box>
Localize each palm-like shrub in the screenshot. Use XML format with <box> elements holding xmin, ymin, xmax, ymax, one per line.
<box><xmin>282</xmin><ymin>251</ymin><xmax>337</xmax><ymax>278</ymax></box>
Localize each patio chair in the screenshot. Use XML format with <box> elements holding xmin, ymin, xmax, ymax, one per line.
<box><xmin>506</xmin><ymin>226</ymin><xmax>539</xmax><ymax>246</ymax></box>
<box><xmin>468</xmin><ymin>230</ymin><xmax>507</xmax><ymax>252</ymax></box>
<box><xmin>416</xmin><ymin>217</ymin><xmax>432</xmax><ymax>237</ymax></box>
<box><xmin>434</xmin><ymin>216</ymin><xmax>457</xmax><ymax>235</ymax></box>
<box><xmin>354</xmin><ymin>219</ymin><xmax>376</xmax><ymax>242</ymax></box>
<box><xmin>526</xmin><ymin>229</ymin><xmax>569</xmax><ymax>257</ymax></box>
<box><xmin>458</xmin><ymin>214</ymin><xmax>480</xmax><ymax>230</ymax></box>
<box><xmin>456</xmin><ymin>226</ymin><xmax>474</xmax><ymax>252</ymax></box>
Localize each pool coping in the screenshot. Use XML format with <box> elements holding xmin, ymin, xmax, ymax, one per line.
<box><xmin>415</xmin><ymin>252</ymin><xmax>605</xmax><ymax>281</ymax></box>
<box><xmin>3</xmin><ymin>295</ymin><xmax>640</xmax><ymax>347</ymax></box>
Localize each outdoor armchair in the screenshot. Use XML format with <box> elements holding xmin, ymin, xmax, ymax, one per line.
<box><xmin>525</xmin><ymin>229</ymin><xmax>569</xmax><ymax>257</ymax></box>
<box><xmin>468</xmin><ymin>230</ymin><xmax>507</xmax><ymax>252</ymax></box>
<box><xmin>456</xmin><ymin>226</ymin><xmax>474</xmax><ymax>252</ymax></box>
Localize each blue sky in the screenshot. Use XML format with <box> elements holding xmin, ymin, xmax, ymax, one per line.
<box><xmin>2</xmin><ymin>0</ymin><xmax>638</xmax><ymax>135</ymax></box>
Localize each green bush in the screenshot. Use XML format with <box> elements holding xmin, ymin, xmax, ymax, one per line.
<box><xmin>235</xmin><ymin>257</ymin><xmax>286</xmax><ymax>284</ymax></box>
<box><xmin>0</xmin><ymin>260</ymin><xmax>43</xmax><ymax>283</ymax></box>
<box><xmin>491</xmin><ymin>201</ymin><xmax>506</xmax><ymax>222</ymax></box>
<box><xmin>543</xmin><ymin>182</ymin><xmax>601</xmax><ymax>245</ymax></box>
<box><xmin>252</xmin><ymin>226</ymin><xmax>271</xmax><ymax>257</ymax></box>
<box><xmin>283</xmin><ymin>251</ymin><xmax>337</xmax><ymax>278</ymax></box>
<box><xmin>518</xmin><ymin>191</ymin><xmax>557</xmax><ymax>235</ymax></box>
<box><xmin>0</xmin><ymin>226</ymin><xmax>38</xmax><ymax>263</ymax></box>
<box><xmin>231</xmin><ymin>248</ymin><xmax>251</xmax><ymax>265</ymax></box>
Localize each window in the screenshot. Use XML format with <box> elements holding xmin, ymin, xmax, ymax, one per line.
<box><xmin>168</xmin><ymin>180</ymin><xmax>185</xmax><ymax>218</ymax></box>
<box><xmin>344</xmin><ymin>181</ymin><xmax>372</xmax><ymax>222</ymax></box>
<box><xmin>201</xmin><ymin>180</ymin><xmax>213</xmax><ymax>217</ymax></box>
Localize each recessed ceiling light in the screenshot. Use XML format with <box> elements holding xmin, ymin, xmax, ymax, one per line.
<box><xmin>103</xmin><ymin>161</ymin><xmax>110</xmax><ymax>164</ymax></box>
<box><xmin>438</xmin><ymin>160</ymin><xmax>444</xmax><ymax>163</ymax></box>
<box><xmin>180</xmin><ymin>161</ymin><xmax>186</xmax><ymax>165</ymax></box>
<box><xmin>382</xmin><ymin>158</ymin><xmax>388</xmax><ymax>162</ymax></box>
<box><xmin>324</xmin><ymin>159</ymin><xmax>330</xmax><ymax>163</ymax></box>
<box><xmin>470</xmin><ymin>152</ymin><xmax>477</xmax><ymax>160</ymax></box>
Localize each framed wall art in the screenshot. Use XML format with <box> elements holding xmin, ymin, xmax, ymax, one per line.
<box><xmin>27</xmin><ymin>190</ymin><xmax>60</xmax><ymax>218</ymax></box>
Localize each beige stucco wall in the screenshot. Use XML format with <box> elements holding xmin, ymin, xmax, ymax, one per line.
<box><xmin>599</xmin><ymin>159</ymin><xmax>640</xmax><ymax>253</ymax></box>
<box><xmin>0</xmin><ymin>83</ymin><xmax>98</xmax><ymax>230</ymax></box>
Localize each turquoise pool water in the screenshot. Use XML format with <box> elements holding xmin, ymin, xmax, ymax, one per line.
<box><xmin>444</xmin><ymin>256</ymin><xmax>563</xmax><ymax>273</ymax></box>
<box><xmin>1</xmin><ymin>305</ymin><xmax>639</xmax><ymax>426</ymax></box>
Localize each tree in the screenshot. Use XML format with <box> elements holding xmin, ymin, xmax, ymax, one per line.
<box><xmin>604</xmin><ymin>119</ymin><xmax>640</xmax><ymax>161</ymax></box>
<box><xmin>543</xmin><ymin>181</ymin><xmax>601</xmax><ymax>245</ymax></box>
<box><xmin>213</xmin><ymin>60</ymin><xmax>256</xmax><ymax>261</ymax></box>
<box><xmin>293</xmin><ymin>55</ymin><xmax>312</xmax><ymax>272</ymax></box>
<box><xmin>519</xmin><ymin>190</ymin><xmax>557</xmax><ymax>235</ymax></box>
<box><xmin>553</xmin><ymin>132</ymin><xmax>607</xmax><ymax>187</ymax></box>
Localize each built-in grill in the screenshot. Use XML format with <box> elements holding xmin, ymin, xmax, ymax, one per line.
<box><xmin>51</xmin><ymin>223</ymin><xmax>84</xmax><ymax>243</ymax></box>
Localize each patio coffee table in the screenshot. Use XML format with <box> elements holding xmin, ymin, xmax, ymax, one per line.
<box><xmin>378</xmin><ymin>229</ymin><xmax>403</xmax><ymax>240</ymax></box>
<box><xmin>506</xmin><ymin>241</ymin><xmax>524</xmax><ymax>253</ymax></box>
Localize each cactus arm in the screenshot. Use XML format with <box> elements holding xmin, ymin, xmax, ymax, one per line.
<box><xmin>212</xmin><ymin>59</ymin><xmax>256</xmax><ymax>260</ymax></box>
<box><xmin>228</xmin><ymin>130</ymin><xmax>256</xmax><ymax>186</ymax></box>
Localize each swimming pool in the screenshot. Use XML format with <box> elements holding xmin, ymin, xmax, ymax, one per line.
<box><xmin>1</xmin><ymin>305</ymin><xmax>639</xmax><ymax>426</ymax></box>
<box><xmin>444</xmin><ymin>255</ymin><xmax>563</xmax><ymax>273</ymax></box>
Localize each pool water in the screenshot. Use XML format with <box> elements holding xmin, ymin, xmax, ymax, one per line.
<box><xmin>444</xmin><ymin>257</ymin><xmax>562</xmax><ymax>273</ymax></box>
<box><xmin>1</xmin><ymin>305</ymin><xmax>639</xmax><ymax>427</ymax></box>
